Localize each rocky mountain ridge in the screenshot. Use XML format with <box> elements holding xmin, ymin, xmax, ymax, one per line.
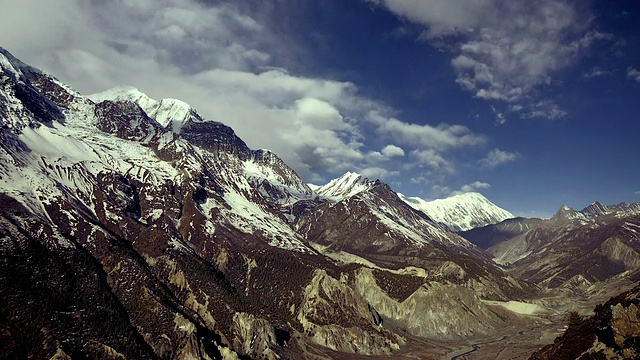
<box><xmin>467</xmin><ymin>201</ymin><xmax>640</xmax><ymax>301</ymax></box>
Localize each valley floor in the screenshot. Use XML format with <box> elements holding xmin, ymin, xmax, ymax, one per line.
<box><xmin>283</xmin><ymin>307</ymin><xmax>569</xmax><ymax>359</ymax></box>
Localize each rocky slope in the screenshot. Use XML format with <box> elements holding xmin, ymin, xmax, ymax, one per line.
<box><xmin>530</xmin><ymin>282</ymin><xmax>640</xmax><ymax>359</ymax></box>
<box><xmin>398</xmin><ymin>191</ymin><xmax>514</xmax><ymax>232</ymax></box>
<box><xmin>0</xmin><ymin>46</ymin><xmax>540</xmax><ymax>359</ymax></box>
<box><xmin>487</xmin><ymin>203</ymin><xmax>640</xmax><ymax>297</ymax></box>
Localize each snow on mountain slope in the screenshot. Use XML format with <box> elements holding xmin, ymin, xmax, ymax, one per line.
<box><xmin>398</xmin><ymin>192</ymin><xmax>514</xmax><ymax>232</ymax></box>
<box><xmin>312</xmin><ymin>172</ymin><xmax>377</xmax><ymax>202</ymax></box>
<box><xmin>0</xmin><ymin>55</ymin><xmax>313</xmax><ymax>253</ymax></box>
<box><xmin>243</xmin><ymin>149</ymin><xmax>315</xmax><ymax>206</ymax></box>
<box><xmin>89</xmin><ymin>85</ymin><xmax>201</xmax><ymax>133</ymax></box>
<box><xmin>579</xmin><ymin>201</ymin><xmax>640</xmax><ymax>218</ymax></box>
<box><xmin>301</xmin><ymin>175</ymin><xmax>482</xmax><ymax>255</ymax></box>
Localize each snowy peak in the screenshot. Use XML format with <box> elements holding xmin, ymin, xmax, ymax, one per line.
<box><xmin>89</xmin><ymin>85</ymin><xmax>201</xmax><ymax>133</ymax></box>
<box><xmin>399</xmin><ymin>192</ymin><xmax>514</xmax><ymax>232</ymax></box>
<box><xmin>551</xmin><ymin>204</ymin><xmax>590</xmax><ymax>225</ymax></box>
<box><xmin>0</xmin><ymin>46</ymin><xmax>33</xmax><ymax>78</ymax></box>
<box><xmin>312</xmin><ymin>172</ymin><xmax>377</xmax><ymax>202</ymax></box>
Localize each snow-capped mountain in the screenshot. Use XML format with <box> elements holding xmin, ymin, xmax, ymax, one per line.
<box><xmin>310</xmin><ymin>171</ymin><xmax>377</xmax><ymax>202</ymax></box>
<box><xmin>89</xmin><ymin>85</ymin><xmax>202</xmax><ymax>133</ymax></box>
<box><xmin>398</xmin><ymin>192</ymin><xmax>514</xmax><ymax>232</ymax></box>
<box><xmin>0</xmin><ymin>46</ymin><xmax>539</xmax><ymax>359</ymax></box>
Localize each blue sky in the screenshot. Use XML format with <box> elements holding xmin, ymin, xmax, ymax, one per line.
<box><xmin>1</xmin><ymin>0</ymin><xmax>639</xmax><ymax>217</ymax></box>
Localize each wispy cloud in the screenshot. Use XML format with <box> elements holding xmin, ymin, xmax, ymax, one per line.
<box><xmin>479</xmin><ymin>149</ymin><xmax>518</xmax><ymax>168</ymax></box>
<box><xmin>460</xmin><ymin>181</ymin><xmax>491</xmax><ymax>193</ymax></box>
<box><xmin>368</xmin><ymin>111</ymin><xmax>486</xmax><ymax>151</ymax></box>
<box><xmin>628</xmin><ymin>67</ymin><xmax>640</xmax><ymax>82</ymax></box>
<box><xmin>583</xmin><ymin>66</ymin><xmax>612</xmax><ymax>79</ymax></box>
<box><xmin>370</xmin><ymin>0</ymin><xmax>611</xmax><ymax>121</ymax></box>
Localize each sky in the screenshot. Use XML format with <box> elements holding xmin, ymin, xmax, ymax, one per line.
<box><xmin>1</xmin><ymin>0</ymin><xmax>639</xmax><ymax>217</ymax></box>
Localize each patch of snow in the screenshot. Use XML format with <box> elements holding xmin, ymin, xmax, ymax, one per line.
<box><xmin>0</xmin><ymin>52</ymin><xmax>20</xmax><ymax>76</ymax></box>
<box><xmin>482</xmin><ymin>300</ymin><xmax>548</xmax><ymax>315</ymax></box>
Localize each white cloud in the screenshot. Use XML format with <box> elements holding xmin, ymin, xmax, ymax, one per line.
<box><xmin>381</xmin><ymin>144</ymin><xmax>405</xmax><ymax>158</ymax></box>
<box><xmin>491</xmin><ymin>106</ymin><xmax>506</xmax><ymax>124</ymax></box>
<box><xmin>410</xmin><ymin>149</ymin><xmax>453</xmax><ymax>173</ymax></box>
<box><xmin>373</xmin><ymin>0</ymin><xmax>611</xmax><ymax>120</ymax></box>
<box><xmin>628</xmin><ymin>67</ymin><xmax>640</xmax><ymax>82</ymax></box>
<box><xmin>522</xmin><ymin>100</ymin><xmax>567</xmax><ymax>120</ymax></box>
<box><xmin>479</xmin><ymin>149</ymin><xmax>518</xmax><ymax>168</ymax></box>
<box><xmin>460</xmin><ymin>181</ymin><xmax>491</xmax><ymax>193</ymax></box>
<box><xmin>361</xmin><ymin>167</ymin><xmax>398</xmax><ymax>180</ymax></box>
<box><xmin>368</xmin><ymin>111</ymin><xmax>486</xmax><ymax>151</ymax></box>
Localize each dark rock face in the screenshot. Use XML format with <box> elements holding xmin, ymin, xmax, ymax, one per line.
<box><xmin>94</xmin><ymin>100</ymin><xmax>159</xmax><ymax>141</ymax></box>
<box><xmin>530</xmin><ymin>283</ymin><xmax>640</xmax><ymax>360</ymax></box>
<box><xmin>180</xmin><ymin>120</ymin><xmax>250</xmax><ymax>155</ymax></box>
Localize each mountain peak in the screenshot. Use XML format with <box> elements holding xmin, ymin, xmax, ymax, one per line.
<box><xmin>399</xmin><ymin>192</ymin><xmax>514</xmax><ymax>232</ymax></box>
<box><xmin>580</xmin><ymin>201</ymin><xmax>610</xmax><ymax>217</ymax></box>
<box><xmin>313</xmin><ymin>172</ymin><xmax>377</xmax><ymax>202</ymax></box>
<box><xmin>448</xmin><ymin>191</ymin><xmax>486</xmax><ymax>201</ymax></box>
<box><xmin>551</xmin><ymin>204</ymin><xmax>586</xmax><ymax>223</ymax></box>
<box><xmin>89</xmin><ymin>86</ymin><xmax>200</xmax><ymax>133</ymax></box>
<box><xmin>0</xmin><ymin>46</ymin><xmax>35</xmax><ymax>78</ymax></box>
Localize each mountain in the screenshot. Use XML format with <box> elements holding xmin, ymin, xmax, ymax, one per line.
<box><xmin>299</xmin><ymin>174</ymin><xmax>536</xmax><ymax>339</ymax></box>
<box><xmin>487</xmin><ymin>202</ymin><xmax>640</xmax><ymax>298</ymax></box>
<box><xmin>310</xmin><ymin>171</ymin><xmax>376</xmax><ymax>202</ymax></box>
<box><xmin>398</xmin><ymin>191</ymin><xmax>514</xmax><ymax>232</ymax></box>
<box><xmin>0</xmin><ymin>46</ymin><xmax>541</xmax><ymax>359</ymax></box>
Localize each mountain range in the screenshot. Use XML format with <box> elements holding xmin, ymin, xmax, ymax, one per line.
<box><xmin>1</xmin><ymin>46</ymin><xmax>640</xmax><ymax>359</ymax></box>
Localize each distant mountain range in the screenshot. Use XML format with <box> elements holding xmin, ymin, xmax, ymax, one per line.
<box><xmin>460</xmin><ymin>201</ymin><xmax>640</xmax><ymax>297</ymax></box>
<box><xmin>398</xmin><ymin>191</ymin><xmax>514</xmax><ymax>231</ymax></box>
<box><xmin>2</xmin><ymin>45</ymin><xmax>640</xmax><ymax>359</ymax></box>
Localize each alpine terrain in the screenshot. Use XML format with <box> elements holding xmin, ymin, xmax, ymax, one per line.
<box><xmin>399</xmin><ymin>192</ymin><xmax>514</xmax><ymax>232</ymax></box>
<box><xmin>1</xmin><ymin>46</ymin><xmax>639</xmax><ymax>359</ymax></box>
